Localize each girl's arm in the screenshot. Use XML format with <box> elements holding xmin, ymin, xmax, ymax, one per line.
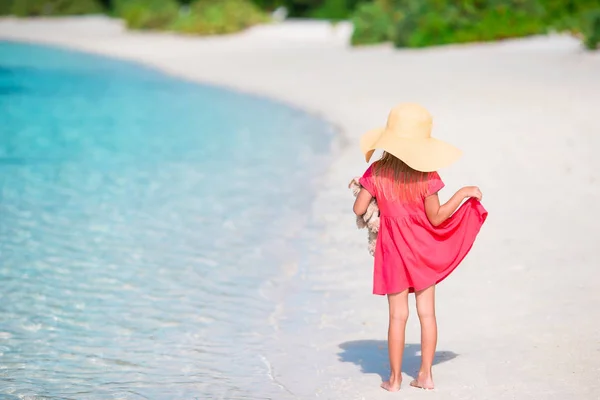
<box><xmin>425</xmin><ymin>186</ymin><xmax>482</xmax><ymax>227</ymax></box>
<box><xmin>353</xmin><ymin>188</ymin><xmax>373</xmax><ymax>216</ymax></box>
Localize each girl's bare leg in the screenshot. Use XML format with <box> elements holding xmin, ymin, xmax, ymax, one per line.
<box><xmin>411</xmin><ymin>284</ymin><xmax>437</xmax><ymax>390</ymax></box>
<box><xmin>381</xmin><ymin>289</ymin><xmax>409</xmax><ymax>392</ymax></box>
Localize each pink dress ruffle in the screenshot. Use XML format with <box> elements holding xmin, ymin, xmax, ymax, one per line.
<box><xmin>359</xmin><ymin>164</ymin><xmax>487</xmax><ymax>295</ymax></box>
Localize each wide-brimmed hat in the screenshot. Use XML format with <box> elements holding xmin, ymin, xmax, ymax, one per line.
<box><xmin>360</xmin><ymin>103</ymin><xmax>462</xmax><ymax>172</ymax></box>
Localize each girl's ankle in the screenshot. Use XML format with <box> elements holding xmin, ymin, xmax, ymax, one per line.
<box><xmin>389</xmin><ymin>373</ymin><xmax>402</xmax><ymax>381</ymax></box>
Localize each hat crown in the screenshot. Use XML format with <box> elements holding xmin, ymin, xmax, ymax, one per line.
<box><xmin>386</xmin><ymin>103</ymin><xmax>432</xmax><ymax>139</ymax></box>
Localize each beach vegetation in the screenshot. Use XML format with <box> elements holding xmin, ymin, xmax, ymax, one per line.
<box><xmin>581</xmin><ymin>8</ymin><xmax>600</xmax><ymax>49</ymax></box>
<box><xmin>0</xmin><ymin>0</ymin><xmax>14</xmax><ymax>15</ymax></box>
<box><xmin>351</xmin><ymin>0</ymin><xmax>547</xmax><ymax>48</ymax></box>
<box><xmin>351</xmin><ymin>0</ymin><xmax>394</xmax><ymax>45</ymax></box>
<box><xmin>250</xmin><ymin>0</ymin><xmax>362</xmax><ymax>20</ymax></box>
<box><xmin>113</xmin><ymin>0</ymin><xmax>179</xmax><ymax>30</ymax></box>
<box><xmin>112</xmin><ymin>0</ymin><xmax>268</xmax><ymax>34</ymax></box>
<box><xmin>2</xmin><ymin>0</ymin><xmax>597</xmax><ymax>50</ymax></box>
<box><xmin>350</xmin><ymin>0</ymin><xmax>599</xmax><ymax>50</ymax></box>
<box><xmin>2</xmin><ymin>0</ymin><xmax>104</xmax><ymax>16</ymax></box>
<box><xmin>169</xmin><ymin>0</ymin><xmax>269</xmax><ymax>35</ymax></box>
<box><xmin>540</xmin><ymin>0</ymin><xmax>600</xmax><ymax>31</ymax></box>
<box><xmin>309</xmin><ymin>0</ymin><xmax>362</xmax><ymax>20</ymax></box>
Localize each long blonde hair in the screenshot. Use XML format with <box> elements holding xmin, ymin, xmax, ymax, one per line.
<box><xmin>372</xmin><ymin>152</ymin><xmax>430</xmax><ymax>202</ymax></box>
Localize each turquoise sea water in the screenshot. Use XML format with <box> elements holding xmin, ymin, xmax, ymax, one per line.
<box><xmin>0</xmin><ymin>41</ymin><xmax>334</xmax><ymax>398</ymax></box>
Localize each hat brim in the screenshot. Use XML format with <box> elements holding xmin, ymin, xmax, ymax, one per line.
<box><xmin>360</xmin><ymin>128</ymin><xmax>462</xmax><ymax>172</ymax></box>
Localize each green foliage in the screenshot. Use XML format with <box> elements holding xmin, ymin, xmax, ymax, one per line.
<box><xmin>541</xmin><ymin>0</ymin><xmax>599</xmax><ymax>30</ymax></box>
<box><xmin>6</xmin><ymin>0</ymin><xmax>103</xmax><ymax>16</ymax></box>
<box><xmin>349</xmin><ymin>0</ymin><xmax>600</xmax><ymax>50</ymax></box>
<box><xmin>169</xmin><ymin>0</ymin><xmax>268</xmax><ymax>35</ymax></box>
<box><xmin>248</xmin><ymin>0</ymin><xmax>284</xmax><ymax>12</ymax></box>
<box><xmin>582</xmin><ymin>8</ymin><xmax>600</xmax><ymax>49</ymax></box>
<box><xmin>0</xmin><ymin>0</ymin><xmax>15</xmax><ymax>15</ymax></box>
<box><xmin>114</xmin><ymin>0</ymin><xmax>179</xmax><ymax>30</ymax></box>
<box><xmin>393</xmin><ymin>0</ymin><xmax>546</xmax><ymax>48</ymax></box>
<box><xmin>278</xmin><ymin>0</ymin><xmax>334</xmax><ymax>17</ymax></box>
<box><xmin>351</xmin><ymin>0</ymin><xmax>394</xmax><ymax>45</ymax></box>
<box><xmin>310</xmin><ymin>0</ymin><xmax>357</xmax><ymax>20</ymax></box>
<box><xmin>250</xmin><ymin>0</ymin><xmax>362</xmax><ymax>19</ymax></box>
<box><xmin>533</xmin><ymin>0</ymin><xmax>600</xmax><ymax>49</ymax></box>
<box><xmin>351</xmin><ymin>0</ymin><xmax>550</xmax><ymax>48</ymax></box>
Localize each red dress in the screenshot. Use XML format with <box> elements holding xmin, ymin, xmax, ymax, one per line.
<box><xmin>359</xmin><ymin>164</ymin><xmax>487</xmax><ymax>295</ymax></box>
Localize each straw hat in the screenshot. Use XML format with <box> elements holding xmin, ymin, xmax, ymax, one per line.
<box><xmin>360</xmin><ymin>103</ymin><xmax>462</xmax><ymax>172</ymax></box>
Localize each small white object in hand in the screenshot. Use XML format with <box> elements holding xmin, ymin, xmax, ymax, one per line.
<box><xmin>349</xmin><ymin>177</ymin><xmax>380</xmax><ymax>256</ymax></box>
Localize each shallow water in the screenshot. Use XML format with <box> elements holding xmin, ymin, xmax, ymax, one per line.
<box><xmin>0</xmin><ymin>41</ymin><xmax>334</xmax><ymax>399</ymax></box>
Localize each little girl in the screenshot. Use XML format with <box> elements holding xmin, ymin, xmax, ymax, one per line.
<box><xmin>353</xmin><ymin>103</ymin><xmax>487</xmax><ymax>392</ymax></box>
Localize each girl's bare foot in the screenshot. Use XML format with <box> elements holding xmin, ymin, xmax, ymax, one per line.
<box><xmin>410</xmin><ymin>371</ymin><xmax>434</xmax><ymax>390</ymax></box>
<box><xmin>381</xmin><ymin>377</ymin><xmax>402</xmax><ymax>392</ymax></box>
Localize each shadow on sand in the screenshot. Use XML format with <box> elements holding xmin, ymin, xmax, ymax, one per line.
<box><xmin>338</xmin><ymin>340</ymin><xmax>458</xmax><ymax>381</ymax></box>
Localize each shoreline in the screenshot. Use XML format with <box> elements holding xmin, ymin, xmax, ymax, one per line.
<box><xmin>0</xmin><ymin>18</ymin><xmax>352</xmax><ymax>156</ymax></box>
<box><xmin>2</xmin><ymin>16</ymin><xmax>600</xmax><ymax>399</ymax></box>
<box><xmin>0</xmin><ymin>41</ymin><xmax>338</xmax><ymax>399</ymax></box>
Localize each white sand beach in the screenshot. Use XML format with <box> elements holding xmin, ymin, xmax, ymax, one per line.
<box><xmin>1</xmin><ymin>16</ymin><xmax>599</xmax><ymax>399</ymax></box>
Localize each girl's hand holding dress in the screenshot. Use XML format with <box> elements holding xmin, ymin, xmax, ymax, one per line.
<box><xmin>460</xmin><ymin>186</ymin><xmax>483</xmax><ymax>201</ymax></box>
